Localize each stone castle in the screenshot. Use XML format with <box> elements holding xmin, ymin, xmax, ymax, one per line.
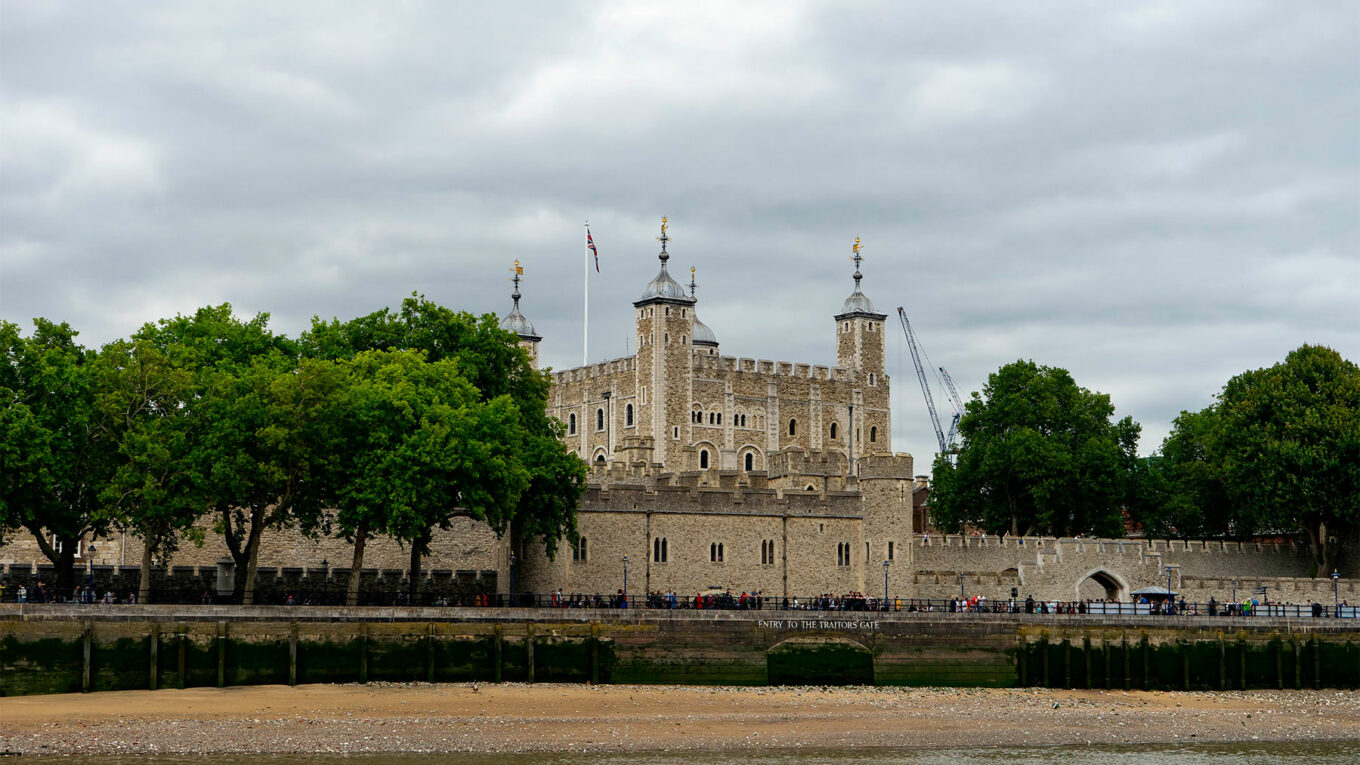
<box><xmin>0</xmin><ymin>221</ymin><xmax>1347</xmax><ymax>605</ymax></box>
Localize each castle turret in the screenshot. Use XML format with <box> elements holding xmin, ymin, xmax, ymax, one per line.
<box><xmin>688</xmin><ymin>266</ymin><xmax>718</xmax><ymax>356</ymax></box>
<box><xmin>633</xmin><ymin>217</ymin><xmax>696</xmax><ymax>469</ymax></box>
<box><xmin>500</xmin><ymin>260</ymin><xmax>541</xmax><ymax>368</ymax></box>
<box><xmin>834</xmin><ymin>238</ymin><xmax>891</xmax><ymax>469</ymax></box>
<box><xmin>835</xmin><ymin>238</ymin><xmax>887</xmax><ymax>373</ymax></box>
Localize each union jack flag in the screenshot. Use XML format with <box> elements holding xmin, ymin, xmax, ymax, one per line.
<box><xmin>587</xmin><ymin>229</ymin><xmax>599</xmax><ymax>272</ymax></box>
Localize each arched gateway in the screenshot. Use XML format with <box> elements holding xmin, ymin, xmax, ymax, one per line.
<box><xmin>1076</xmin><ymin>568</ymin><xmax>1129</xmax><ymax>602</ymax></box>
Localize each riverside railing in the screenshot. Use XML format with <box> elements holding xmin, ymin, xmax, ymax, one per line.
<box><xmin>5</xmin><ymin>588</ymin><xmax>1358</xmax><ymax>618</ymax></box>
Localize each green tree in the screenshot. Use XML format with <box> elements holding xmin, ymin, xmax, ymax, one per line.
<box><xmin>1130</xmin><ymin>408</ymin><xmax>1234</xmax><ymax>539</ymax></box>
<box><xmin>135</xmin><ymin>304</ymin><xmax>320</xmax><ymax>604</ymax></box>
<box><xmin>304</xmin><ymin>295</ymin><xmax>585</xmax><ymax>595</ymax></box>
<box><xmin>0</xmin><ymin>319</ymin><xmax>113</xmax><ymax>596</ymax></box>
<box><xmin>930</xmin><ymin>359</ymin><xmax>1140</xmax><ymax>538</ymax></box>
<box><xmin>1214</xmin><ymin>345</ymin><xmax>1360</xmax><ymax>574</ymax></box>
<box><xmin>326</xmin><ymin>350</ymin><xmax>532</xmax><ymax>605</ymax></box>
<box><xmin>91</xmin><ymin>337</ymin><xmax>205</xmax><ymax>602</ymax></box>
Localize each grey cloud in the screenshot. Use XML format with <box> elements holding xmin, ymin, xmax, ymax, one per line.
<box><xmin>2</xmin><ymin>1</ymin><xmax>1355</xmax><ymax>470</ymax></box>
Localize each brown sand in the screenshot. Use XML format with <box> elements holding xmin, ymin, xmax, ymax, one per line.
<box><xmin>1</xmin><ymin>682</ymin><xmax>1357</xmax><ymax>755</ymax></box>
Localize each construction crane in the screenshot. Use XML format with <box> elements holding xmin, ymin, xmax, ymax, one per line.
<box><xmin>939</xmin><ymin>366</ymin><xmax>964</xmax><ymax>449</ymax></box>
<box><xmin>896</xmin><ymin>307</ymin><xmax>948</xmax><ymax>455</ymax></box>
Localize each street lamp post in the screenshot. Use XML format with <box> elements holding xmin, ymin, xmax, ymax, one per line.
<box><xmin>86</xmin><ymin>542</ymin><xmax>96</xmax><ymax>604</ymax></box>
<box><xmin>882</xmin><ymin>560</ymin><xmax>890</xmax><ymax>612</ymax></box>
<box><xmin>1333</xmin><ymin>569</ymin><xmax>1341</xmax><ymax>618</ymax></box>
<box><xmin>509</xmin><ymin>551</ymin><xmax>516</xmax><ymax>608</ymax></box>
<box><xmin>622</xmin><ymin>554</ymin><xmax>629</xmax><ymax>609</ymax></box>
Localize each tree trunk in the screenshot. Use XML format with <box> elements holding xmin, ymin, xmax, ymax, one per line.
<box><xmin>26</xmin><ymin>523</ymin><xmax>79</xmax><ymax>598</ymax></box>
<box><xmin>241</xmin><ymin>516</ymin><xmax>264</xmax><ymax>605</ymax></box>
<box><xmin>408</xmin><ymin>530</ymin><xmax>428</xmax><ymax>603</ymax></box>
<box><xmin>347</xmin><ymin>520</ymin><xmax>369</xmax><ymax>607</ymax></box>
<box><xmin>139</xmin><ymin>539</ymin><xmax>154</xmax><ymax>604</ymax></box>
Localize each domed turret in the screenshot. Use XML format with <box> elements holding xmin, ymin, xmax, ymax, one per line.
<box><xmin>500</xmin><ymin>261</ymin><xmax>540</xmax><ymax>340</ymax></box>
<box><xmin>834</xmin><ymin>237</ymin><xmax>886</xmax><ymax>321</ymax></box>
<box><xmin>636</xmin><ymin>218</ymin><xmax>695</xmax><ymax>305</ymax></box>
<box><xmin>689</xmin><ymin>266</ymin><xmax>718</xmax><ymax>349</ymax></box>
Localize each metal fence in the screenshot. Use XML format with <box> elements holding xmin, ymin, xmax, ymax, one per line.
<box><xmin>6</xmin><ymin>587</ymin><xmax>1357</xmax><ymax>618</ymax></box>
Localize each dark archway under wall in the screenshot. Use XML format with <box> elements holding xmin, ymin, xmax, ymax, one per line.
<box><xmin>1077</xmin><ymin>569</ymin><xmax>1128</xmax><ymax>602</ymax></box>
<box><xmin>767</xmin><ymin>637</ymin><xmax>873</xmax><ymax>685</ymax></box>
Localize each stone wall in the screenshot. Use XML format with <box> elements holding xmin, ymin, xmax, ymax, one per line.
<box><xmin>2</xmin><ymin>606</ymin><xmax>1357</xmax><ymax>696</ymax></box>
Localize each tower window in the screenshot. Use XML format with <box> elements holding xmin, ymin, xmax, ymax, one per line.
<box><xmin>573</xmin><ymin>537</ymin><xmax>588</xmax><ymax>562</ymax></box>
<box><xmin>788</xmin><ymin>419</ymin><xmax>797</xmax><ymax>436</ymax></box>
<box><xmin>673</xmin><ymin>426</ymin><xmax>679</xmax><ymax>439</ymax></box>
<box><xmin>596</xmin><ymin>408</ymin><xmax>605</xmax><ymax>431</ymax></box>
<box><xmin>870</xmin><ymin>426</ymin><xmax>877</xmax><ymax>443</ymax></box>
<box><xmin>869</xmin><ymin>373</ymin><xmax>876</xmax><ymax>386</ymax></box>
<box><xmin>888</xmin><ymin>541</ymin><xmax>895</xmax><ymax>561</ymax></box>
<box><xmin>625</xmin><ymin>404</ymin><xmax>634</xmax><ymax>427</ymax></box>
<box><xmin>653</xmin><ymin>537</ymin><xmax>668</xmax><ymax>563</ymax></box>
<box><xmin>710</xmin><ymin>543</ymin><xmax>724</xmax><ymax>563</ymax></box>
<box><xmin>830</xmin><ymin>423</ymin><xmax>838</xmax><ymax>440</ymax></box>
<box><xmin>699</xmin><ymin>449</ymin><xmax>710</xmax><ymax>469</ymax></box>
<box><xmin>744</xmin><ymin>452</ymin><xmax>753</xmax><ymax>471</ymax></box>
<box><xmin>568</xmin><ymin>413</ymin><xmax>577</xmax><ymax>435</ymax></box>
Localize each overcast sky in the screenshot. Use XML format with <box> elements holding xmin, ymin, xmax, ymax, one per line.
<box><xmin>2</xmin><ymin>2</ymin><xmax>1357</xmax><ymax>469</ymax></box>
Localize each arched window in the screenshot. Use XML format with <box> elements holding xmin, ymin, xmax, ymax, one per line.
<box><xmin>788</xmin><ymin>419</ymin><xmax>797</xmax><ymax>436</ymax></box>
<box><xmin>699</xmin><ymin>449</ymin><xmax>710</xmax><ymax>469</ymax></box>
<box><xmin>830</xmin><ymin>423</ymin><xmax>838</xmax><ymax>440</ymax></box>
<box><xmin>573</xmin><ymin>537</ymin><xmax>587</xmax><ymax>562</ymax></box>
<box><xmin>744</xmin><ymin>452</ymin><xmax>754</xmax><ymax>471</ymax></box>
<box><xmin>568</xmin><ymin>413</ymin><xmax>577</xmax><ymax>435</ymax></box>
<box><xmin>595</xmin><ymin>454</ymin><xmax>606</xmax><ymax>465</ymax></box>
<box><xmin>653</xmin><ymin>537</ymin><xmax>668</xmax><ymax>563</ymax></box>
<box><xmin>868</xmin><ymin>373</ymin><xmax>876</xmax><ymax>386</ymax></box>
<box><xmin>870</xmin><ymin>426</ymin><xmax>877</xmax><ymax>443</ymax></box>
<box><xmin>625</xmin><ymin>404</ymin><xmax>634</xmax><ymax>427</ymax></box>
<box><xmin>596</xmin><ymin>408</ymin><xmax>604</xmax><ymax>430</ymax></box>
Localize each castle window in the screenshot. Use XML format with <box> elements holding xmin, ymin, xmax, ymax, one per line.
<box><xmin>830</xmin><ymin>423</ymin><xmax>838</xmax><ymax>440</ymax></box>
<box><xmin>573</xmin><ymin>537</ymin><xmax>588</xmax><ymax>562</ymax></box>
<box><xmin>806</xmin><ymin>484</ymin><xmax>815</xmax><ymax>492</ymax></box>
<box><xmin>870</xmin><ymin>426</ymin><xmax>877</xmax><ymax>443</ymax></box>
<box><xmin>717</xmin><ymin>413</ymin><xmax>722</xmax><ymax>425</ymax></box>
<box><xmin>866</xmin><ymin>542</ymin><xmax>870</xmax><ymax>562</ymax></box>
<box><xmin>699</xmin><ymin>449</ymin><xmax>710</xmax><ymax>469</ymax></box>
<box><xmin>568</xmin><ymin>413</ymin><xmax>577</xmax><ymax>435</ymax></box>
<box><xmin>682</xmin><ymin>308</ymin><xmax>686</xmax><ymax>317</ymax></box>
<box><xmin>761</xmin><ymin>540</ymin><xmax>777</xmax><ymax>565</ymax></box>
<box><xmin>641</xmin><ymin>387</ymin><xmax>647</xmax><ymax>404</ymax></box>
<box><xmin>888</xmin><ymin>541</ymin><xmax>895</xmax><ymax>561</ymax></box>
<box><xmin>625</xmin><ymin>404</ymin><xmax>634</xmax><ymax>427</ymax></box>
<box><xmin>596</xmin><ymin>408</ymin><xmax>605</xmax><ymax>431</ymax></box>
<box><xmin>666</xmin><ymin>307</ymin><xmax>670</xmax><ymax>316</ymax></box>
<box><xmin>744</xmin><ymin>452</ymin><xmax>753</xmax><ymax>471</ymax></box>
<box><xmin>837</xmin><ymin>542</ymin><xmax>847</xmax><ymax>567</ymax></box>
<box><xmin>682</xmin><ymin>335</ymin><xmax>687</xmax><ymax>344</ymax></box>
<box><xmin>710</xmin><ymin>542</ymin><xmax>724</xmax><ymax>563</ymax></box>
<box><xmin>596</xmin><ymin>454</ymin><xmax>606</xmax><ymax>464</ymax></box>
<box><xmin>653</xmin><ymin>537</ymin><xmax>668</xmax><ymax>563</ymax></box>
<box><xmin>665</xmin><ymin>332</ymin><xmax>669</xmax><ymax>343</ymax></box>
<box><xmin>673</xmin><ymin>426</ymin><xmax>679</xmax><ymax>439</ymax></box>
<box><xmin>788</xmin><ymin>419</ymin><xmax>797</xmax><ymax>436</ymax></box>
<box><xmin>869</xmin><ymin>373</ymin><xmax>876</xmax><ymax>386</ymax></box>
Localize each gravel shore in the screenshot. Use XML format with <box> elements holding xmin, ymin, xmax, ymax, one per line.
<box><xmin>1</xmin><ymin>683</ymin><xmax>1357</xmax><ymax>756</ymax></box>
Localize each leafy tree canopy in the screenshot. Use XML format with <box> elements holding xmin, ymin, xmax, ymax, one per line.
<box><xmin>930</xmin><ymin>359</ymin><xmax>1139</xmax><ymax>538</ymax></box>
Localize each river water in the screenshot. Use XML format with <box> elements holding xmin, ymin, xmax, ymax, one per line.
<box><xmin>17</xmin><ymin>742</ymin><xmax>1360</xmax><ymax>765</ymax></box>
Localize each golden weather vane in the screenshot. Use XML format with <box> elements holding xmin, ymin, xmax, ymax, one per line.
<box><xmin>660</xmin><ymin>216</ymin><xmax>668</xmax><ymax>237</ymax></box>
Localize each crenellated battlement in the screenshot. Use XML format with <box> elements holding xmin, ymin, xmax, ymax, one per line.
<box><xmin>856</xmin><ymin>452</ymin><xmax>915</xmax><ymax>480</ymax></box>
<box><xmin>551</xmin><ymin>356</ymin><xmax>636</xmax><ymax>384</ymax></box>
<box><xmin>918</xmin><ymin>534</ymin><xmax>1303</xmax><ymax>557</ymax></box>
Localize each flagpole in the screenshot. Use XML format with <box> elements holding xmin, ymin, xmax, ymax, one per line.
<box><xmin>583</xmin><ymin>220</ymin><xmax>589</xmax><ymax>367</ymax></box>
